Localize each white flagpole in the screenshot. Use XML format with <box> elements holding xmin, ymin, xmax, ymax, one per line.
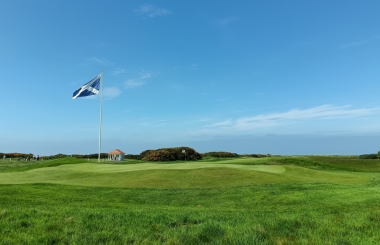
<box><xmin>98</xmin><ymin>70</ymin><xmax>103</xmax><ymax>162</ymax></box>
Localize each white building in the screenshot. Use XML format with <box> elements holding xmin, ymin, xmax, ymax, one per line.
<box><xmin>108</xmin><ymin>149</ymin><xmax>125</xmax><ymax>161</ymax></box>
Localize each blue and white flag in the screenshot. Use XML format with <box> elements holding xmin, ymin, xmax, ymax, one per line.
<box><xmin>72</xmin><ymin>73</ymin><xmax>102</xmax><ymax>99</ymax></box>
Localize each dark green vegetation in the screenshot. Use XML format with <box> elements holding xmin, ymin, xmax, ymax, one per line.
<box><xmin>358</xmin><ymin>150</ymin><xmax>380</xmax><ymax>159</ymax></box>
<box><xmin>0</xmin><ymin>152</ymin><xmax>32</xmax><ymax>159</ymax></box>
<box><xmin>244</xmin><ymin>154</ymin><xmax>272</xmax><ymax>158</ymax></box>
<box><xmin>140</xmin><ymin>147</ymin><xmax>202</xmax><ymax>161</ymax></box>
<box><xmin>124</xmin><ymin>154</ymin><xmax>143</xmax><ymax>160</ymax></box>
<box><xmin>2</xmin><ymin>149</ymin><xmax>271</xmax><ymax>162</ymax></box>
<box><xmin>1</xmin><ymin>156</ymin><xmax>380</xmax><ymax>244</ymax></box>
<box><xmin>201</xmin><ymin>152</ymin><xmax>239</xmax><ymax>158</ymax></box>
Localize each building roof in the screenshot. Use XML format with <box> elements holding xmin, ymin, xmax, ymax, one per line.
<box><xmin>108</xmin><ymin>149</ymin><xmax>125</xmax><ymax>154</ymax></box>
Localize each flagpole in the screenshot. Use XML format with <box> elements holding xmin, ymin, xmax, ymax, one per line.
<box><xmin>98</xmin><ymin>70</ymin><xmax>103</xmax><ymax>162</ymax></box>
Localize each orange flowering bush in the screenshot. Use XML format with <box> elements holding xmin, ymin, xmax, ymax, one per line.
<box><xmin>0</xmin><ymin>153</ymin><xmax>33</xmax><ymax>158</ymax></box>
<box><xmin>140</xmin><ymin>147</ymin><xmax>202</xmax><ymax>162</ymax></box>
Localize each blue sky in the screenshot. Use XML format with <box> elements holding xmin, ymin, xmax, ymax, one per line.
<box><xmin>1</xmin><ymin>0</ymin><xmax>380</xmax><ymax>155</ymax></box>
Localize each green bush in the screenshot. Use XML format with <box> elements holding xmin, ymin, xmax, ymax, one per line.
<box><xmin>125</xmin><ymin>154</ymin><xmax>142</xmax><ymax>160</ymax></box>
<box><xmin>201</xmin><ymin>152</ymin><xmax>239</xmax><ymax>158</ymax></box>
<box><xmin>359</xmin><ymin>154</ymin><xmax>379</xmax><ymax>159</ymax></box>
<box><xmin>85</xmin><ymin>153</ymin><xmax>108</xmax><ymax>159</ymax></box>
<box><xmin>40</xmin><ymin>154</ymin><xmax>69</xmax><ymax>160</ymax></box>
<box><xmin>140</xmin><ymin>147</ymin><xmax>202</xmax><ymax>162</ymax></box>
<box><xmin>245</xmin><ymin>154</ymin><xmax>271</xmax><ymax>158</ymax></box>
<box><xmin>69</xmin><ymin>153</ymin><xmax>108</xmax><ymax>159</ymax></box>
<box><xmin>0</xmin><ymin>153</ymin><xmax>33</xmax><ymax>158</ymax></box>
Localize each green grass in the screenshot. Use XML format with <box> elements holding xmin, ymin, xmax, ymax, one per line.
<box><xmin>0</xmin><ymin>161</ymin><xmax>369</xmax><ymax>188</ymax></box>
<box><xmin>308</xmin><ymin>155</ymin><xmax>380</xmax><ymax>171</ymax></box>
<box><xmin>1</xmin><ymin>156</ymin><xmax>380</xmax><ymax>244</ymax></box>
<box><xmin>0</xmin><ymin>157</ymin><xmax>89</xmax><ymax>172</ymax></box>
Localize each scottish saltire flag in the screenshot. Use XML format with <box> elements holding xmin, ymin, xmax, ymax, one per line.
<box><xmin>72</xmin><ymin>73</ymin><xmax>102</xmax><ymax>99</ymax></box>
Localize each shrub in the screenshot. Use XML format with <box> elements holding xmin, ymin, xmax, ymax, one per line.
<box><xmin>201</xmin><ymin>152</ymin><xmax>239</xmax><ymax>158</ymax></box>
<box><xmin>40</xmin><ymin>153</ymin><xmax>69</xmax><ymax>160</ymax></box>
<box><xmin>84</xmin><ymin>153</ymin><xmax>108</xmax><ymax>159</ymax></box>
<box><xmin>0</xmin><ymin>153</ymin><xmax>33</xmax><ymax>158</ymax></box>
<box><xmin>69</xmin><ymin>153</ymin><xmax>108</xmax><ymax>159</ymax></box>
<box><xmin>359</xmin><ymin>154</ymin><xmax>379</xmax><ymax>159</ymax></box>
<box><xmin>125</xmin><ymin>154</ymin><xmax>142</xmax><ymax>160</ymax></box>
<box><xmin>245</xmin><ymin>154</ymin><xmax>271</xmax><ymax>158</ymax></box>
<box><xmin>140</xmin><ymin>147</ymin><xmax>202</xmax><ymax>162</ymax></box>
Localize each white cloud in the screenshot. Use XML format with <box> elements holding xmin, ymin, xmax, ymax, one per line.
<box><xmin>124</xmin><ymin>79</ymin><xmax>146</xmax><ymax>89</ymax></box>
<box><xmin>208</xmin><ymin>119</ymin><xmax>233</xmax><ymax>127</ymax></box>
<box><xmin>88</xmin><ymin>57</ymin><xmax>113</xmax><ymax>66</ymax></box>
<box><xmin>122</xmin><ymin>69</ymin><xmax>156</xmax><ymax>89</ymax></box>
<box><xmin>112</xmin><ymin>68</ymin><xmax>126</xmax><ymax>75</ymax></box>
<box><xmin>103</xmin><ymin>87</ymin><xmax>121</xmax><ymax>99</ymax></box>
<box><xmin>206</xmin><ymin>105</ymin><xmax>380</xmax><ymax>130</ymax></box>
<box><xmin>134</xmin><ymin>4</ymin><xmax>171</xmax><ymax>18</ymax></box>
<box><xmin>139</xmin><ymin>69</ymin><xmax>155</xmax><ymax>79</ymax></box>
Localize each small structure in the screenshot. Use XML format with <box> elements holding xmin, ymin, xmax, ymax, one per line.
<box><xmin>108</xmin><ymin>149</ymin><xmax>125</xmax><ymax>161</ymax></box>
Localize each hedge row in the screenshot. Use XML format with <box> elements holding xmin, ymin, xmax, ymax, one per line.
<box><xmin>245</xmin><ymin>154</ymin><xmax>271</xmax><ymax>158</ymax></box>
<box><xmin>72</xmin><ymin>153</ymin><xmax>108</xmax><ymax>159</ymax></box>
<box><xmin>201</xmin><ymin>152</ymin><xmax>239</xmax><ymax>158</ymax></box>
<box><xmin>359</xmin><ymin>154</ymin><xmax>379</xmax><ymax>159</ymax></box>
<box><xmin>125</xmin><ymin>154</ymin><xmax>142</xmax><ymax>160</ymax></box>
<box><xmin>0</xmin><ymin>153</ymin><xmax>33</xmax><ymax>158</ymax></box>
<box><xmin>140</xmin><ymin>147</ymin><xmax>202</xmax><ymax>162</ymax></box>
<box><xmin>40</xmin><ymin>154</ymin><xmax>69</xmax><ymax>160</ymax></box>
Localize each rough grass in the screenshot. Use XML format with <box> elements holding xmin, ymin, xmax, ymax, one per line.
<box><xmin>0</xmin><ymin>157</ymin><xmax>88</xmax><ymax>172</ymax></box>
<box><xmin>308</xmin><ymin>155</ymin><xmax>380</xmax><ymax>172</ymax></box>
<box><xmin>1</xmin><ymin>180</ymin><xmax>380</xmax><ymax>244</ymax></box>
<box><xmin>1</xmin><ymin>156</ymin><xmax>380</xmax><ymax>244</ymax></box>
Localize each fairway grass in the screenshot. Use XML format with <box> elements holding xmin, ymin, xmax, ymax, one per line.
<box><xmin>1</xmin><ymin>156</ymin><xmax>379</xmax><ymax>244</ymax></box>
<box><xmin>0</xmin><ymin>162</ymin><xmax>370</xmax><ymax>188</ymax></box>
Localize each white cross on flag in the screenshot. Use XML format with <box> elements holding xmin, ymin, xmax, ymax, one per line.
<box><xmin>72</xmin><ymin>73</ymin><xmax>102</xmax><ymax>99</ymax></box>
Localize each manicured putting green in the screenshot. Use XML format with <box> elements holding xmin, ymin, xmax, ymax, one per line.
<box><xmin>0</xmin><ymin>162</ymin><xmax>370</xmax><ymax>188</ymax></box>
<box><xmin>60</xmin><ymin>162</ymin><xmax>286</xmax><ymax>173</ymax></box>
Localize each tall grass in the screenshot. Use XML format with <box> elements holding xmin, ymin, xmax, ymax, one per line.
<box><xmin>1</xmin><ymin>156</ymin><xmax>380</xmax><ymax>244</ymax></box>
<box><xmin>1</xmin><ymin>181</ymin><xmax>380</xmax><ymax>244</ymax></box>
<box><xmin>0</xmin><ymin>157</ymin><xmax>88</xmax><ymax>172</ymax></box>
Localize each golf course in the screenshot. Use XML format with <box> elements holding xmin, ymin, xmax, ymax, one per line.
<box><xmin>1</xmin><ymin>155</ymin><xmax>380</xmax><ymax>244</ymax></box>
